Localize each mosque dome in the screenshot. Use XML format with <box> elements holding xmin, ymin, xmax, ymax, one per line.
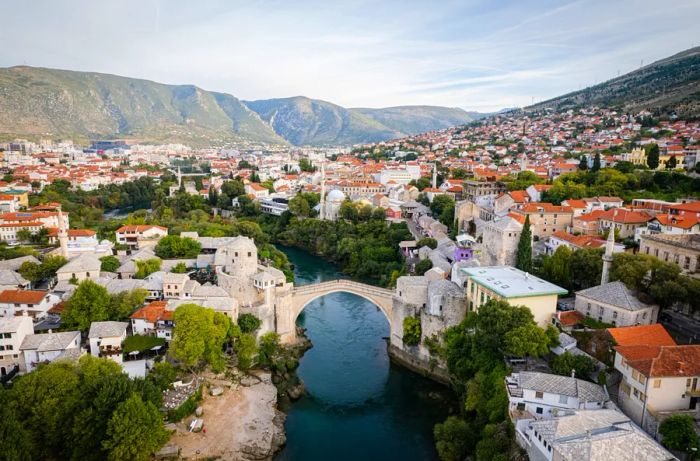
<box><xmin>327</xmin><ymin>189</ymin><xmax>346</xmax><ymax>202</ymax></box>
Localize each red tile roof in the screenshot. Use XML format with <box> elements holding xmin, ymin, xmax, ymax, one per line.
<box><xmin>557</xmin><ymin>310</ymin><xmax>584</xmax><ymax>326</ymax></box>
<box><xmin>615</xmin><ymin>345</ymin><xmax>700</xmax><ymax>377</ymax></box>
<box><xmin>116</xmin><ymin>225</ymin><xmax>168</xmax><ymax>233</ymax></box>
<box><xmin>0</xmin><ymin>289</ymin><xmax>49</xmax><ymax>304</ymax></box>
<box><xmin>598</xmin><ymin>208</ymin><xmax>651</xmax><ymax>224</ymax></box>
<box><xmin>607</xmin><ymin>324</ymin><xmax>676</xmax><ymax>347</ymax></box>
<box><xmin>130</xmin><ymin>301</ymin><xmax>167</xmax><ymax>324</ymax></box>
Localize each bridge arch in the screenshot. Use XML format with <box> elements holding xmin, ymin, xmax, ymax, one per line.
<box><xmin>289</xmin><ymin>279</ymin><xmax>394</xmax><ymax>326</ymax></box>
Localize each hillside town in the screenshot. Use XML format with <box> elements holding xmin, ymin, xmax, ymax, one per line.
<box><xmin>1</xmin><ymin>105</ymin><xmax>699</xmax><ymax>461</ymax></box>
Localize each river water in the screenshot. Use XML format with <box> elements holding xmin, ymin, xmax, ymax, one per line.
<box><xmin>275</xmin><ymin>246</ymin><xmax>453</xmax><ymax>461</ymax></box>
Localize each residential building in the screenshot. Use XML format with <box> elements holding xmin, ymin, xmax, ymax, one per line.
<box><xmin>639</xmin><ymin>234</ymin><xmax>700</xmax><ymax>277</ymax></box>
<box><xmin>574</xmin><ymin>281</ymin><xmax>658</xmax><ymax>327</ymax></box>
<box><xmin>614</xmin><ymin>343</ymin><xmax>700</xmax><ymax>434</ymax></box>
<box><xmin>88</xmin><ymin>321</ymin><xmax>128</xmax><ymax>364</ymax></box>
<box><xmin>47</xmin><ymin>228</ymin><xmax>114</xmax><ymax>257</ymax></box>
<box><xmin>259</xmin><ymin>197</ymin><xmax>289</xmax><ymax>216</ymax></box>
<box><xmin>461</xmin><ymin>266</ymin><xmax>567</xmax><ymax>327</ymax></box>
<box><xmin>545</xmin><ymin>231</ymin><xmax>624</xmax><ymax>255</ymax></box>
<box><xmin>513</xmin><ymin>203</ymin><xmax>574</xmax><ymax>238</ymax></box>
<box><xmin>0</xmin><ymin>289</ymin><xmax>61</xmax><ymax>320</ymax></box>
<box><xmin>19</xmin><ymin>330</ymin><xmax>82</xmax><ymax>373</ymax></box>
<box><xmin>130</xmin><ymin>300</ymin><xmax>167</xmax><ymax>336</ymax></box>
<box><xmin>56</xmin><ymin>253</ymin><xmax>102</xmax><ymax>282</ymax></box>
<box><xmin>463</xmin><ymin>179</ymin><xmax>506</xmax><ymax>203</ymax></box>
<box><xmin>115</xmin><ymin>225</ymin><xmax>168</xmax><ymax>249</ymax></box>
<box><xmin>506</xmin><ymin>371</ymin><xmax>608</xmax><ymax>418</ymax></box>
<box><xmin>597</xmin><ymin>208</ymin><xmax>652</xmax><ymax>239</ymax></box>
<box><xmin>516</xmin><ymin>409</ymin><xmax>676</xmax><ymax>461</ymax></box>
<box><xmin>0</xmin><ymin>314</ymin><xmax>33</xmax><ymax>376</ymax></box>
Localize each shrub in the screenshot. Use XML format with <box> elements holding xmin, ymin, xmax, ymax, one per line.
<box><xmin>237</xmin><ymin>313</ymin><xmax>262</xmax><ymax>333</ymax></box>
<box><xmin>403</xmin><ymin>316</ymin><xmax>421</xmax><ymax>346</ymax></box>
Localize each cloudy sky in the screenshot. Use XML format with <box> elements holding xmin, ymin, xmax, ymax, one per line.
<box><xmin>1</xmin><ymin>0</ymin><xmax>698</xmax><ymax>111</ymax></box>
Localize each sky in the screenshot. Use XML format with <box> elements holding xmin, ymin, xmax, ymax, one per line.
<box><xmin>1</xmin><ymin>0</ymin><xmax>699</xmax><ymax>112</ymax></box>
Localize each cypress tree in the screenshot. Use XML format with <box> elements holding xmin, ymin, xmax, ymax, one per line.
<box><xmin>646</xmin><ymin>143</ymin><xmax>660</xmax><ymax>170</ymax></box>
<box><xmin>592</xmin><ymin>153</ymin><xmax>601</xmax><ymax>171</ymax></box>
<box><xmin>578</xmin><ymin>155</ymin><xmax>588</xmax><ymax>170</ymax></box>
<box><xmin>516</xmin><ymin>215</ymin><xmax>532</xmax><ymax>273</ymax></box>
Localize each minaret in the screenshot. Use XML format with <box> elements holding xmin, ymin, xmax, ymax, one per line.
<box><xmin>601</xmin><ymin>222</ymin><xmax>615</xmax><ymax>285</ymax></box>
<box><xmin>432</xmin><ymin>163</ymin><xmax>437</xmax><ymax>189</ymax></box>
<box><xmin>319</xmin><ymin>161</ymin><xmax>326</xmax><ymax>221</ymax></box>
<box><xmin>57</xmin><ymin>207</ymin><xmax>69</xmax><ymax>259</ymax></box>
<box><xmin>177</xmin><ymin>166</ymin><xmax>182</xmax><ymax>189</ymax></box>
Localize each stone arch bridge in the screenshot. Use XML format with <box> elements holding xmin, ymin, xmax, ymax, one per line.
<box><xmin>277</xmin><ymin>279</ymin><xmax>395</xmax><ymax>343</ymax></box>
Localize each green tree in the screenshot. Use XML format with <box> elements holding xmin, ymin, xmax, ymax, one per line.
<box><xmin>18</xmin><ymin>261</ymin><xmax>42</xmax><ymax>283</ymax></box>
<box><xmin>430</xmin><ymin>195</ymin><xmax>456</xmax><ymax>228</ymax></box>
<box><xmin>551</xmin><ymin>351</ymin><xmax>597</xmax><ymax>379</ymax></box>
<box><xmin>39</xmin><ymin>255</ymin><xmax>68</xmax><ymax>280</ymax></box>
<box><xmin>416</xmin><ymin>237</ymin><xmax>437</xmax><ymax>249</ymax></box>
<box><xmin>108</xmin><ymin>289</ymin><xmax>147</xmax><ymax>320</ymax></box>
<box><xmin>504</xmin><ymin>324</ymin><xmax>550</xmax><ymax>357</ymax></box>
<box><xmin>258</xmin><ymin>332</ymin><xmax>280</xmax><ymax>367</ymax></box>
<box><xmin>592</xmin><ymin>152</ymin><xmax>601</xmax><ymax>171</ymax></box>
<box><xmin>169</xmin><ymin>304</ymin><xmax>231</xmax><ymax>372</ymax></box>
<box><xmin>578</xmin><ymin>155</ymin><xmax>588</xmax><ymax>170</ymax></box>
<box><xmin>235</xmin><ymin>332</ymin><xmax>258</xmax><ymax>370</ymax></box>
<box><xmin>646</xmin><ymin>143</ymin><xmax>660</xmax><ymax>170</ymax></box>
<box><xmin>16</xmin><ymin>228</ymin><xmax>32</xmax><ymax>243</ymax></box>
<box><xmin>62</xmin><ymin>279</ymin><xmax>111</xmax><ymax>332</ymax></box>
<box><xmin>135</xmin><ymin>258</ymin><xmax>161</xmax><ymax>279</ymax></box>
<box><xmin>415</xmin><ymin>258</ymin><xmax>433</xmax><ymax>275</ymax></box>
<box><xmin>539</xmin><ymin>245</ymin><xmax>572</xmax><ymax>290</ymax></box>
<box><xmin>658</xmin><ymin>414</ymin><xmax>700</xmax><ymax>455</ymax></box>
<box><xmin>170</xmin><ymin>262</ymin><xmax>188</xmax><ymax>273</ymax></box>
<box><xmin>154</xmin><ymin>235</ymin><xmax>202</xmax><ymax>259</ymax></box>
<box><xmin>103</xmin><ymin>394</ymin><xmax>168</xmax><ymax>461</ymax></box>
<box><xmin>434</xmin><ymin>416</ymin><xmax>471</xmax><ymax>461</ymax></box>
<box><xmin>402</xmin><ymin>316</ymin><xmax>421</xmax><ymax>346</ymax></box>
<box><xmin>100</xmin><ymin>256</ymin><xmax>120</xmax><ymax>272</ymax></box>
<box><xmin>288</xmin><ymin>195</ymin><xmax>311</xmax><ymax>217</ymax></box>
<box><xmin>0</xmin><ymin>391</ymin><xmax>35</xmax><ymax>461</ymax></box>
<box><xmin>237</xmin><ymin>313</ymin><xmax>262</xmax><ymax>333</ymax></box>
<box><xmin>666</xmin><ymin>155</ymin><xmax>678</xmax><ymax>170</ymax></box>
<box><xmin>515</xmin><ymin>215</ymin><xmax>532</xmax><ymax>273</ymax></box>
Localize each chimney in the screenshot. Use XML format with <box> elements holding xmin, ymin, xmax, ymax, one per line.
<box><xmin>48</xmin><ymin>329</ymin><xmax>52</xmax><ymax>334</ymax></box>
<box><xmin>571</xmin><ymin>369</ymin><xmax>576</xmax><ymax>379</ymax></box>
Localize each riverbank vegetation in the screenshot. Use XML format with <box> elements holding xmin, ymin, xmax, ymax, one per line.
<box><xmin>0</xmin><ymin>355</ymin><xmax>169</xmax><ymax>461</ymax></box>
<box><xmin>433</xmin><ymin>299</ymin><xmax>558</xmax><ymax>461</ymax></box>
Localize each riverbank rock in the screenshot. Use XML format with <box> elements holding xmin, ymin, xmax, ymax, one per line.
<box><xmin>287</xmin><ymin>380</ymin><xmax>305</xmax><ymax>400</ymax></box>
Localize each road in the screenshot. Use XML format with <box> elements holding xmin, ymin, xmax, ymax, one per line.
<box><xmin>660</xmin><ymin>310</ymin><xmax>700</xmax><ymax>344</ymax></box>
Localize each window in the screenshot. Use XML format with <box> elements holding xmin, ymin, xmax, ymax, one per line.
<box><xmin>653</xmin><ymin>379</ymin><xmax>661</xmax><ymax>388</ymax></box>
<box><xmin>536</xmin><ymin>407</ymin><xmax>543</xmax><ymax>414</ymax></box>
<box><xmin>535</xmin><ymin>391</ymin><xmax>544</xmax><ymax>399</ymax></box>
<box><xmin>559</xmin><ymin>394</ymin><xmax>568</xmax><ymax>404</ymax></box>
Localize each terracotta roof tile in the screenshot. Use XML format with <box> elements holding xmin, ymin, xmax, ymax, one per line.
<box><xmin>607</xmin><ymin>324</ymin><xmax>676</xmax><ymax>347</ymax></box>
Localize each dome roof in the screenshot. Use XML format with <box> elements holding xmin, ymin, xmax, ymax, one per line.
<box><xmin>327</xmin><ymin>189</ymin><xmax>346</xmax><ymax>201</ymax></box>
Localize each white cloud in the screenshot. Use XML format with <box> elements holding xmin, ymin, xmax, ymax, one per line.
<box><xmin>0</xmin><ymin>0</ymin><xmax>698</xmax><ymax>111</ymax></box>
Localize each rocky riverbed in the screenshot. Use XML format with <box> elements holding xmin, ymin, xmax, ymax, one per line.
<box><xmin>168</xmin><ymin>371</ymin><xmax>286</xmax><ymax>460</ymax></box>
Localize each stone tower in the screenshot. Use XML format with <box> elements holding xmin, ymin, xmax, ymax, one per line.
<box><xmin>601</xmin><ymin>223</ymin><xmax>615</xmax><ymax>284</ymax></box>
<box><xmin>319</xmin><ymin>161</ymin><xmax>326</xmax><ymax>221</ymax></box>
<box><xmin>57</xmin><ymin>207</ymin><xmax>69</xmax><ymax>258</ymax></box>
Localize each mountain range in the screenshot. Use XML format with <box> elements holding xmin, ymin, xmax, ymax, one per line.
<box><xmin>0</xmin><ymin>66</ymin><xmax>474</xmax><ymax>147</ymax></box>
<box><xmin>528</xmin><ymin>46</ymin><xmax>700</xmax><ymax>117</ymax></box>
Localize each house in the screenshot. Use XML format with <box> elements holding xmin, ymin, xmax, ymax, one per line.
<box><xmin>46</xmin><ymin>228</ymin><xmax>114</xmax><ymax>257</ymax></box>
<box><xmin>552</xmin><ymin>310</ymin><xmax>584</xmax><ymax>332</ymax></box>
<box><xmin>545</xmin><ymin>231</ymin><xmax>623</xmax><ymax>255</ymax></box>
<box><xmin>461</xmin><ymin>266</ymin><xmax>567</xmax><ymax>327</ymax></box>
<box><xmin>163</xmin><ymin>272</ymin><xmax>195</xmax><ymax>299</ymax></box>
<box><xmin>0</xmin><ymin>314</ymin><xmax>33</xmax><ymax>376</ymax></box>
<box><xmin>115</xmin><ymin>225</ymin><xmax>168</xmax><ymax>249</ymax></box>
<box><xmin>19</xmin><ymin>330</ymin><xmax>82</xmax><ymax>373</ymax></box>
<box><xmin>245</xmin><ymin>183</ymin><xmax>270</xmax><ymax>199</ymax></box>
<box><xmin>607</xmin><ymin>324</ymin><xmax>676</xmax><ymax>348</ymax></box>
<box><xmin>574</xmin><ymin>281</ymin><xmax>659</xmax><ymax>327</ymax></box>
<box><xmin>88</xmin><ymin>321</ymin><xmax>128</xmax><ymax>364</ymax></box>
<box><xmin>571</xmin><ymin>209</ymin><xmax>606</xmax><ymax>235</ymax></box>
<box><xmin>130</xmin><ymin>300</ymin><xmax>167</xmax><ymax>336</ymax></box>
<box><xmin>642</xmin><ymin>214</ymin><xmax>700</xmax><ymax>236</ymax></box>
<box><xmin>56</xmin><ymin>253</ymin><xmax>102</xmax><ymax>282</ymax></box>
<box><xmin>516</xmin><ymin>409</ymin><xmax>676</xmax><ymax>461</ymax></box>
<box><xmin>639</xmin><ymin>234</ymin><xmax>700</xmax><ymax>277</ymax></box>
<box><xmin>597</xmin><ymin>208</ymin><xmax>652</xmax><ymax>239</ymax></box>
<box><xmin>0</xmin><ymin>289</ymin><xmax>61</xmax><ymax>320</ymax></box>
<box><xmin>513</xmin><ymin>203</ymin><xmax>574</xmax><ymax>238</ymax></box>
<box><xmin>614</xmin><ymin>343</ymin><xmax>700</xmax><ymax>434</ymax></box>
<box><xmin>0</xmin><ymin>270</ymin><xmax>29</xmax><ymax>291</ymax></box>
<box><xmin>506</xmin><ymin>371</ymin><xmax>608</xmax><ymax>418</ymax></box>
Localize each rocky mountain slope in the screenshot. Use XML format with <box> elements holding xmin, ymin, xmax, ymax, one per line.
<box><xmin>528</xmin><ymin>47</ymin><xmax>700</xmax><ymax>117</ymax></box>
<box><xmin>0</xmin><ymin>66</ymin><xmax>474</xmax><ymax>146</ymax></box>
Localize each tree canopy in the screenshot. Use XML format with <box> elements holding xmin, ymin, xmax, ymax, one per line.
<box><xmin>154</xmin><ymin>235</ymin><xmax>202</xmax><ymax>259</ymax></box>
<box><xmin>169</xmin><ymin>303</ymin><xmax>232</xmax><ymax>372</ymax></box>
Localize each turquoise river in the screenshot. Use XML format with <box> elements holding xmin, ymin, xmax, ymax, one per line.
<box><xmin>274</xmin><ymin>246</ymin><xmax>454</xmax><ymax>461</ymax></box>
